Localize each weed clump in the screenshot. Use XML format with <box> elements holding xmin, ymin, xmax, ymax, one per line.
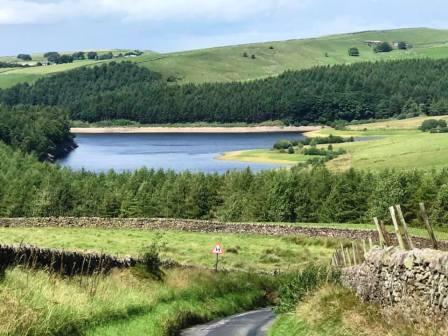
<box><xmin>136</xmin><ymin>236</ymin><xmax>165</xmax><ymax>281</ymax></box>
<box><xmin>276</xmin><ymin>264</ymin><xmax>340</xmax><ymax>313</ymax></box>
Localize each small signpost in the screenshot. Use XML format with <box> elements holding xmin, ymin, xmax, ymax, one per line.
<box><xmin>211</xmin><ymin>243</ymin><xmax>224</xmax><ymax>272</ymax></box>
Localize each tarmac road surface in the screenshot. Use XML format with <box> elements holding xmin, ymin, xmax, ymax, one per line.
<box><xmin>180</xmin><ymin>308</ymin><xmax>275</xmax><ymax>336</ymax></box>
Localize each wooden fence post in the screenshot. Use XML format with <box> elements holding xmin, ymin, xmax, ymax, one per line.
<box><xmin>379</xmin><ymin>220</ymin><xmax>391</xmax><ymax>246</ymax></box>
<box><xmin>374</xmin><ymin>217</ymin><xmax>387</xmax><ymax>247</ymax></box>
<box><xmin>362</xmin><ymin>239</ymin><xmax>367</xmax><ymax>254</ymax></box>
<box><xmin>345</xmin><ymin>248</ymin><xmax>352</xmax><ymax>266</ymax></box>
<box><xmin>340</xmin><ymin>243</ymin><xmax>347</xmax><ymax>266</ymax></box>
<box><xmin>395</xmin><ymin>205</ymin><xmax>414</xmax><ymax>249</ymax></box>
<box><xmin>352</xmin><ymin>242</ymin><xmax>357</xmax><ymax>265</ymax></box>
<box><xmin>389</xmin><ymin>206</ymin><xmax>407</xmax><ymax>250</ymax></box>
<box><xmin>419</xmin><ymin>202</ymin><xmax>438</xmax><ymax>250</ymax></box>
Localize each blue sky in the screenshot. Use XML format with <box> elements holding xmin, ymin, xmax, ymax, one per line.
<box><xmin>0</xmin><ymin>0</ymin><xmax>447</xmax><ymax>55</ymax></box>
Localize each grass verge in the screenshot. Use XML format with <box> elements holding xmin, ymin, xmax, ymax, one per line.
<box><xmin>0</xmin><ymin>267</ymin><xmax>276</xmax><ymax>336</ymax></box>
<box><xmin>270</xmin><ymin>285</ymin><xmax>448</xmax><ymax>336</ymax></box>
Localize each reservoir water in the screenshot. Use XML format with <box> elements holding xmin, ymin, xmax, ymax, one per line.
<box><xmin>59</xmin><ymin>132</ymin><xmax>305</xmax><ymax>173</ymax></box>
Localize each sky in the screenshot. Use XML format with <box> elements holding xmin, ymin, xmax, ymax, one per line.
<box><xmin>0</xmin><ymin>0</ymin><xmax>447</xmax><ymax>55</ymax></box>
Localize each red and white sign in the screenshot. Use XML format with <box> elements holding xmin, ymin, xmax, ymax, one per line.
<box><xmin>211</xmin><ymin>244</ymin><xmax>224</xmax><ymax>255</ymax></box>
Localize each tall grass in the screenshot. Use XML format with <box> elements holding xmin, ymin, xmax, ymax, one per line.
<box><xmin>270</xmin><ymin>285</ymin><xmax>448</xmax><ymax>336</ymax></box>
<box><xmin>0</xmin><ymin>267</ymin><xmax>277</xmax><ymax>336</ymax></box>
<box><xmin>275</xmin><ymin>264</ymin><xmax>340</xmax><ymax>313</ymax></box>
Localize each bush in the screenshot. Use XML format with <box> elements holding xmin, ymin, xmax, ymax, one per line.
<box><xmin>276</xmin><ymin>264</ymin><xmax>340</xmax><ymax>313</ymax></box>
<box><xmin>138</xmin><ymin>239</ymin><xmax>165</xmax><ymax>281</ymax></box>
<box><xmin>44</xmin><ymin>52</ymin><xmax>61</xmax><ymax>63</ymax></box>
<box><xmin>72</xmin><ymin>52</ymin><xmax>85</xmax><ymax>60</ymax></box>
<box><xmin>17</xmin><ymin>54</ymin><xmax>32</xmax><ymax>61</ymax></box>
<box><xmin>288</xmin><ymin>147</ymin><xmax>295</xmax><ymax>154</ymax></box>
<box><xmin>273</xmin><ymin>140</ymin><xmax>293</xmax><ymax>150</ymax></box>
<box><xmin>397</xmin><ymin>41</ymin><xmax>408</xmax><ymax>50</ymax></box>
<box><xmin>374</xmin><ymin>42</ymin><xmax>393</xmax><ymax>53</ymax></box>
<box><xmin>303</xmin><ymin>147</ymin><xmax>327</xmax><ymax>156</ymax></box>
<box><xmin>87</xmin><ymin>51</ymin><xmax>98</xmax><ymax>60</ymax></box>
<box><xmin>348</xmin><ymin>47</ymin><xmax>360</xmax><ymax>57</ymax></box>
<box><xmin>97</xmin><ymin>52</ymin><xmax>114</xmax><ymax>60</ymax></box>
<box><xmin>60</xmin><ymin>55</ymin><xmax>73</xmax><ymax>64</ymax></box>
<box><xmin>420</xmin><ymin>119</ymin><xmax>447</xmax><ymax>132</ymax></box>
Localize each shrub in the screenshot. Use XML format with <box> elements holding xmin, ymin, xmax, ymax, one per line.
<box><xmin>374</xmin><ymin>42</ymin><xmax>393</xmax><ymax>53</ymax></box>
<box><xmin>273</xmin><ymin>140</ymin><xmax>293</xmax><ymax>150</ymax></box>
<box><xmin>97</xmin><ymin>52</ymin><xmax>113</xmax><ymax>60</ymax></box>
<box><xmin>87</xmin><ymin>51</ymin><xmax>98</xmax><ymax>60</ymax></box>
<box><xmin>348</xmin><ymin>47</ymin><xmax>360</xmax><ymax>57</ymax></box>
<box><xmin>288</xmin><ymin>147</ymin><xmax>295</xmax><ymax>154</ymax></box>
<box><xmin>17</xmin><ymin>54</ymin><xmax>32</xmax><ymax>61</ymax></box>
<box><xmin>138</xmin><ymin>238</ymin><xmax>165</xmax><ymax>281</ymax></box>
<box><xmin>420</xmin><ymin>119</ymin><xmax>447</xmax><ymax>132</ymax></box>
<box><xmin>276</xmin><ymin>264</ymin><xmax>340</xmax><ymax>313</ymax></box>
<box><xmin>397</xmin><ymin>41</ymin><xmax>408</xmax><ymax>50</ymax></box>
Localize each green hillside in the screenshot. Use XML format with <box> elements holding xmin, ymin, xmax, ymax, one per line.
<box><xmin>133</xmin><ymin>27</ymin><xmax>448</xmax><ymax>84</ymax></box>
<box><xmin>1</xmin><ymin>27</ymin><xmax>448</xmax><ymax>88</ymax></box>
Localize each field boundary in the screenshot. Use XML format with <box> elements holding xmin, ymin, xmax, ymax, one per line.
<box><xmin>1</xmin><ymin>217</ymin><xmax>446</xmax><ymax>249</ymax></box>
<box><xmin>0</xmin><ymin>243</ymin><xmax>135</xmax><ymax>275</ymax></box>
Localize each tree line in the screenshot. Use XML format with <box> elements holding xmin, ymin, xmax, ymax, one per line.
<box><xmin>0</xmin><ymin>141</ymin><xmax>447</xmax><ymax>225</ymax></box>
<box><xmin>2</xmin><ymin>59</ymin><xmax>448</xmax><ymax>124</ymax></box>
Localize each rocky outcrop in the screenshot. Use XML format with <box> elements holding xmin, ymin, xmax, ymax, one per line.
<box><xmin>342</xmin><ymin>247</ymin><xmax>448</xmax><ymax>318</ymax></box>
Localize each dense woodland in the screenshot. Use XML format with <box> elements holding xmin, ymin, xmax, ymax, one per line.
<box><xmin>0</xmin><ymin>141</ymin><xmax>448</xmax><ymax>225</ymax></box>
<box><xmin>1</xmin><ymin>59</ymin><xmax>448</xmax><ymax>124</ymax></box>
<box><xmin>1</xmin><ymin>59</ymin><xmax>448</xmax><ymax>223</ymax></box>
<box><xmin>0</xmin><ymin>105</ymin><xmax>72</xmax><ymax>159</ymax></box>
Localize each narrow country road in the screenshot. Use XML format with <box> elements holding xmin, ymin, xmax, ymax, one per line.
<box><xmin>180</xmin><ymin>308</ymin><xmax>275</xmax><ymax>336</ymax></box>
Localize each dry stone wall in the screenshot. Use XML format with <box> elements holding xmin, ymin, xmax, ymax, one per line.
<box><xmin>0</xmin><ymin>217</ymin><xmax>446</xmax><ymax>249</ymax></box>
<box><xmin>342</xmin><ymin>247</ymin><xmax>448</xmax><ymax>319</ymax></box>
<box><xmin>0</xmin><ymin>244</ymin><xmax>136</xmax><ymax>275</ymax></box>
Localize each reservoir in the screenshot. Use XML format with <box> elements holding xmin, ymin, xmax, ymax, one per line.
<box><xmin>59</xmin><ymin>132</ymin><xmax>305</xmax><ymax>173</ymax></box>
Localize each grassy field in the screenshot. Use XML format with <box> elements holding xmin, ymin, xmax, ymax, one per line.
<box><xmin>1</xmin><ymin>28</ymin><xmax>448</xmax><ymax>88</ymax></box>
<box><xmin>0</xmin><ymin>50</ymin><xmax>159</xmax><ymax>89</ymax></box>
<box><xmin>269</xmin><ymin>285</ymin><xmax>447</xmax><ymax>336</ymax></box>
<box><xmin>221</xmin><ymin>115</ymin><xmax>448</xmax><ymax>171</ymax></box>
<box><xmin>132</xmin><ymin>28</ymin><xmax>448</xmax><ymax>84</ymax></box>
<box><xmin>0</xmin><ymin>267</ymin><xmax>273</xmax><ymax>335</ymax></box>
<box><xmin>0</xmin><ymin>227</ymin><xmax>337</xmax><ymax>272</ymax></box>
<box><xmin>0</xmin><ymin>227</ymin><xmax>336</xmax><ymax>335</ymax></box>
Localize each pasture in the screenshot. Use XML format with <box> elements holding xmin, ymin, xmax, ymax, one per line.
<box><xmin>222</xmin><ymin>115</ymin><xmax>448</xmax><ymax>171</ymax></box>
<box><xmin>0</xmin><ymin>227</ymin><xmax>336</xmax><ymax>272</ymax></box>
<box><xmin>2</xmin><ymin>28</ymin><xmax>448</xmax><ymax>88</ymax></box>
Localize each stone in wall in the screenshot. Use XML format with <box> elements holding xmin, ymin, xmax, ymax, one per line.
<box><xmin>342</xmin><ymin>247</ymin><xmax>448</xmax><ymax>319</ymax></box>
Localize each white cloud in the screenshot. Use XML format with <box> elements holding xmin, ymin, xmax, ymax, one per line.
<box><xmin>0</xmin><ymin>0</ymin><xmax>308</xmax><ymax>24</ymax></box>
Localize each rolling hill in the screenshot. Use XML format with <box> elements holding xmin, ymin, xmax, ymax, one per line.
<box><xmin>1</xmin><ymin>27</ymin><xmax>448</xmax><ymax>88</ymax></box>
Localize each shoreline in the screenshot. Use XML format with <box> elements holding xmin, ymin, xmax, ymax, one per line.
<box><xmin>71</xmin><ymin>126</ymin><xmax>322</xmax><ymax>134</ymax></box>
